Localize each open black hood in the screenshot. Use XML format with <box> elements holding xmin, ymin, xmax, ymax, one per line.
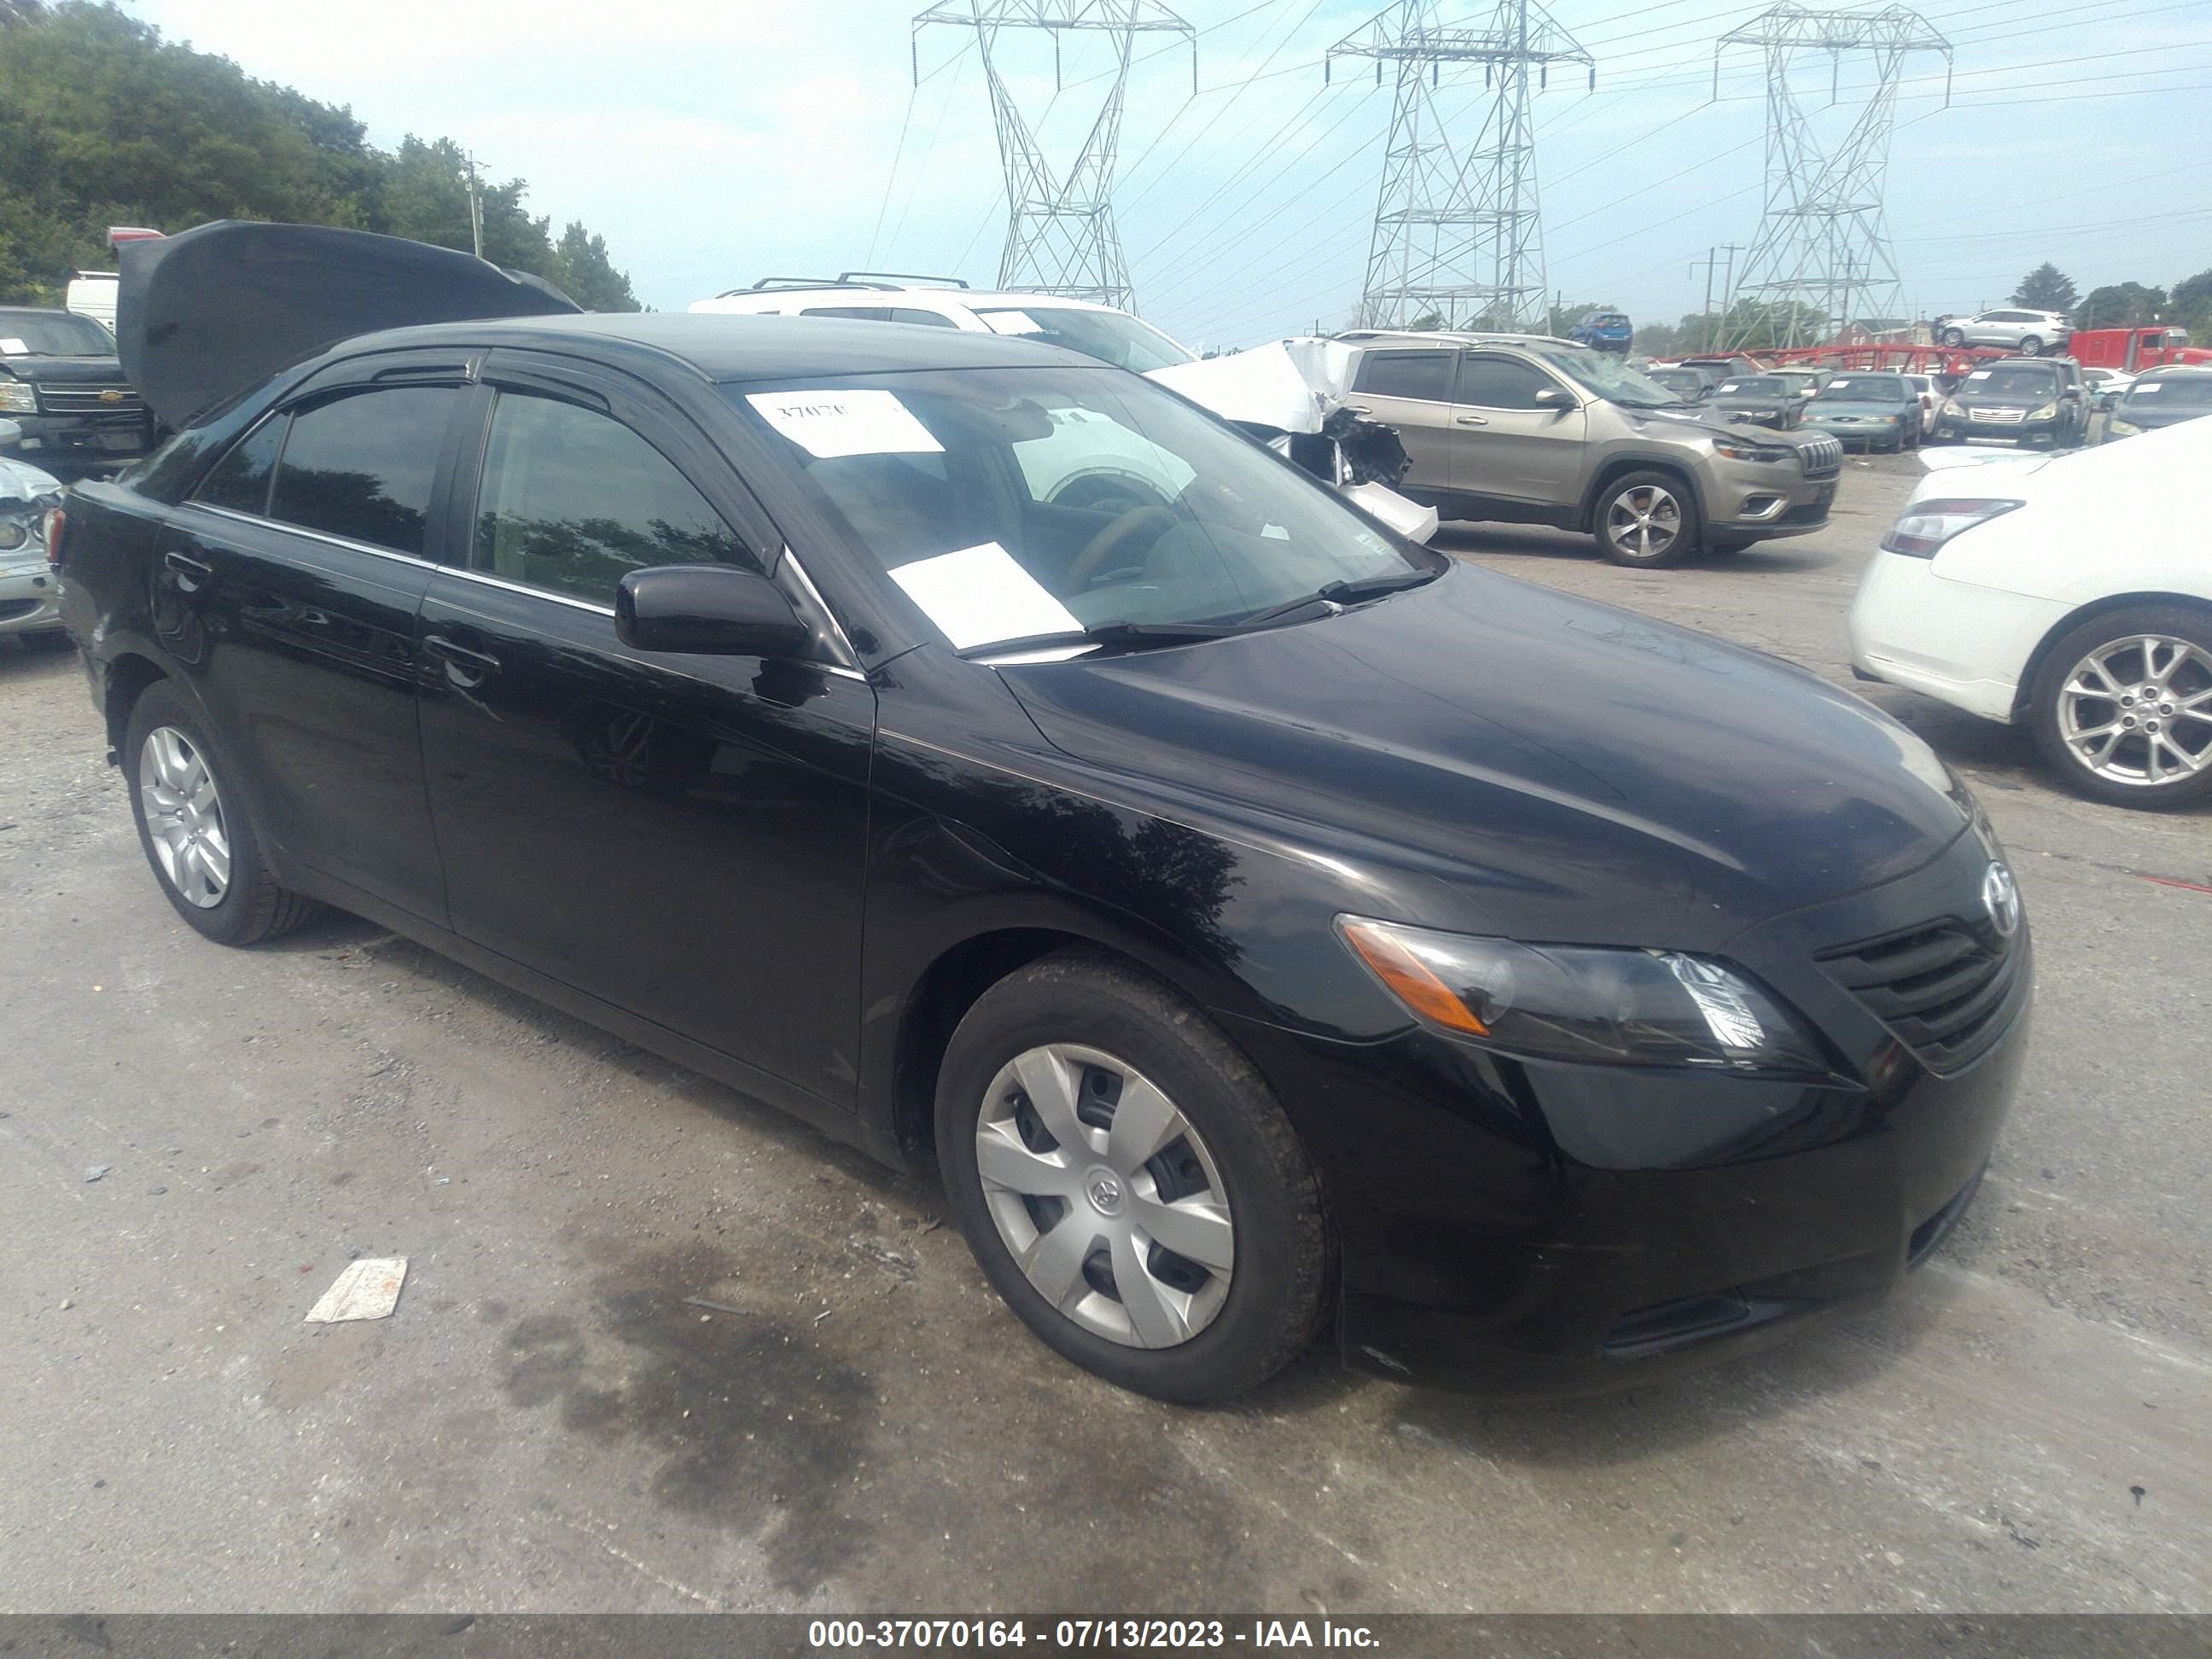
<box><xmin>117</xmin><ymin>221</ymin><xmax>582</xmax><ymax>431</ymax></box>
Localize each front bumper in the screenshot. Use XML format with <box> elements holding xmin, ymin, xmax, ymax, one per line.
<box><xmin>1936</xmin><ymin>412</ymin><xmax>2061</xmax><ymax>445</ymax></box>
<box><xmin>4</xmin><ymin>410</ymin><xmax>154</xmax><ymax>473</ymax></box>
<box><xmin>1227</xmin><ymin>829</ymin><xmax>2030</xmax><ymax>1398</ymax></box>
<box><xmin>0</xmin><ymin>562</ymin><xmax>64</xmax><ymax>636</ymax></box>
<box><xmin>1848</xmin><ymin>550</ymin><xmax>2065</xmax><ymax>722</ymax></box>
<box><xmin>1705</xmin><ymin>451</ymin><xmax>1837</xmax><ymax>539</ymax></box>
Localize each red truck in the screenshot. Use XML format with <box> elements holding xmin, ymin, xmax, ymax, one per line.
<box><xmin>2067</xmin><ymin>325</ymin><xmax>2211</xmax><ymax>372</ymax></box>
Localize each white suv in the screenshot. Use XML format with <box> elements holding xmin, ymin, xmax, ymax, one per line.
<box><xmin>689</xmin><ymin>276</ymin><xmax>1196</xmax><ymax>373</ymax></box>
<box><xmin>1935</xmin><ymin>309</ymin><xmax>2073</xmax><ymax>356</ymax></box>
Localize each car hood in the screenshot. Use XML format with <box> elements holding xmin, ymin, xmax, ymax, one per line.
<box><xmin>0</xmin><ymin>452</ymin><xmax>65</xmax><ymax>504</ymax></box>
<box><xmin>118</xmin><ymin>219</ymin><xmax>582</xmax><ymax>430</ymax></box>
<box><xmin>1912</xmin><ymin>411</ymin><xmax>2212</xmax><ymax>507</ymax></box>
<box><xmin>1144</xmin><ymin>339</ymin><xmax>1355</xmax><ymax>434</ymax></box>
<box><xmin>0</xmin><ymin>353</ymin><xmax>126</xmax><ymax>384</ymax></box>
<box><xmin>997</xmin><ymin>562</ymin><xmax>1970</xmax><ymax>943</ymax></box>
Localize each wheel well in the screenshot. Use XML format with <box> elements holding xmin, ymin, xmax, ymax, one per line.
<box><xmin>2009</xmin><ymin>592</ymin><xmax>2212</xmax><ymax>721</ymax></box>
<box><xmin>103</xmin><ymin>654</ymin><xmax>166</xmax><ymax>759</ymax></box>
<box><xmin>1579</xmin><ymin>457</ymin><xmax>1700</xmax><ymax>533</ymax></box>
<box><xmin>890</xmin><ymin>927</ymin><xmax>1098</xmax><ymax>1161</ymax></box>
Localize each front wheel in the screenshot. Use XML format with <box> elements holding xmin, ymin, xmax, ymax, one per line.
<box><xmin>1941</xmin><ymin>329</ymin><xmax>1966</xmax><ymax>348</ymax></box>
<box><xmin>2029</xmin><ymin>607</ymin><xmax>2212</xmax><ymax>808</ymax></box>
<box><xmin>1593</xmin><ymin>471</ymin><xmax>1700</xmax><ymax>568</ymax></box>
<box><xmin>2020</xmin><ymin>335</ymin><xmax>2043</xmax><ymax>356</ymax></box>
<box><xmin>935</xmin><ymin>949</ymin><xmax>1330</xmax><ymax>1403</ymax></box>
<box><xmin>125</xmin><ymin>681</ymin><xmax>317</xmax><ymax>943</ymax></box>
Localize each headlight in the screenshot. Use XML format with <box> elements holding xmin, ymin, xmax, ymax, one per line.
<box><xmin>1336</xmin><ymin>917</ymin><xmax>1830</xmax><ymax>1074</ymax></box>
<box><xmin>0</xmin><ymin>381</ymin><xmax>36</xmax><ymax>414</ymax></box>
<box><xmin>2029</xmin><ymin>402</ymin><xmax>2058</xmax><ymax>421</ymax></box>
<box><xmin>1881</xmin><ymin>497</ymin><xmax>2023</xmax><ymax>558</ymax></box>
<box><xmin>1712</xmin><ymin>439</ymin><xmax>1793</xmax><ymax>463</ymax></box>
<box><xmin>2108</xmin><ymin>417</ymin><xmax>2141</xmax><ymax>437</ymax></box>
<box><xmin>1940</xmin><ymin>397</ymin><xmax>1963</xmax><ymax>416</ymax></box>
<box><xmin>0</xmin><ymin>519</ymin><xmax>29</xmax><ymax>552</ymax></box>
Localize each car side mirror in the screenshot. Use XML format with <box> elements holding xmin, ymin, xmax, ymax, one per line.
<box><xmin>1533</xmin><ymin>387</ymin><xmax>1575</xmax><ymax>410</ymax></box>
<box><xmin>617</xmin><ymin>565</ymin><xmax>814</xmax><ymax>658</ymax></box>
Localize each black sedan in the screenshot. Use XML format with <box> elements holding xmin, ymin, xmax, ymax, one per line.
<box><xmin>1706</xmin><ymin>374</ymin><xmax>1803</xmax><ymax>429</ymax></box>
<box><xmin>55</xmin><ymin>233</ymin><xmax>2028</xmax><ymax>1403</ymax></box>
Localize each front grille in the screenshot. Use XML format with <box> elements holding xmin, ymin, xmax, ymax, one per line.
<box><xmin>1796</xmin><ymin>434</ymin><xmax>1842</xmax><ymax>475</ymax></box>
<box><xmin>1818</xmin><ymin>917</ymin><xmax>2025</xmax><ymax>1074</ymax></box>
<box><xmin>36</xmin><ymin>383</ymin><xmax>143</xmax><ymax>416</ymax></box>
<box><xmin>1969</xmin><ymin>406</ymin><xmax>2026</xmax><ymax>424</ymax></box>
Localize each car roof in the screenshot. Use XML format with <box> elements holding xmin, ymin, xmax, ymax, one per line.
<box><xmin>1337</xmin><ymin>329</ymin><xmax>1580</xmax><ymax>350</ymax></box>
<box><xmin>326</xmin><ymin>311</ymin><xmax>1103</xmax><ymax>381</ymax></box>
<box><xmin>701</xmin><ymin>286</ymin><xmax>1126</xmax><ymax>316</ymax></box>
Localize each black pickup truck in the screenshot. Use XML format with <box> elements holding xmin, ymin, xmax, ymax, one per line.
<box><xmin>0</xmin><ymin>307</ymin><xmax>156</xmax><ymax>477</ymax></box>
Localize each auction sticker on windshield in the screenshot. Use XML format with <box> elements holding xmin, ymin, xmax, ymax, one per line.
<box><xmin>746</xmin><ymin>389</ymin><xmax>944</xmax><ymax>459</ymax></box>
<box><xmin>980</xmin><ymin>311</ymin><xmax>1043</xmax><ymax>335</ymax></box>
<box><xmin>0</xmin><ymin>340</ymin><xmax>27</xmax><ymax>356</ymax></box>
<box><xmin>889</xmin><ymin>541</ymin><xmax>1080</xmax><ymax>650</ymax></box>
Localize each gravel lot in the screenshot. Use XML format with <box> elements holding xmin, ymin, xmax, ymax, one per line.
<box><xmin>1</xmin><ymin>450</ymin><xmax>2204</xmax><ymax>1615</ymax></box>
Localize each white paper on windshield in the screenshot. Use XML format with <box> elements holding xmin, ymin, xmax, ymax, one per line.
<box><xmin>2133</xmin><ymin>381</ymin><xmax>2163</xmax><ymax>394</ymax></box>
<box><xmin>1720</xmin><ymin>383</ymin><xmax>1740</xmax><ymax>393</ymax></box>
<box><xmin>0</xmin><ymin>339</ymin><xmax>26</xmax><ymax>356</ymax></box>
<box><xmin>744</xmin><ymin>389</ymin><xmax>943</xmax><ymax>460</ymax></box>
<box><xmin>1966</xmin><ymin>370</ymin><xmax>1992</xmax><ymax>381</ymax></box>
<box><xmin>980</xmin><ymin>310</ymin><xmax>1044</xmax><ymax>335</ymax></box>
<box><xmin>889</xmin><ymin>541</ymin><xmax>1080</xmax><ymax>651</ymax></box>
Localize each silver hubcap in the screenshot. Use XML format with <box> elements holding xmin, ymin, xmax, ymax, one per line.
<box><xmin>1608</xmin><ymin>485</ymin><xmax>1681</xmax><ymax>558</ymax></box>
<box><xmin>139</xmin><ymin>726</ymin><xmax>232</xmax><ymax>906</ymax></box>
<box><xmin>2057</xmin><ymin>634</ymin><xmax>2212</xmax><ymax>788</ymax></box>
<box><xmin>975</xmin><ymin>1044</ymin><xmax>1234</xmax><ymax>1350</ymax></box>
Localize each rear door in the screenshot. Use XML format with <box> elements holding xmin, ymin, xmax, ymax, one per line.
<box><xmin>154</xmin><ymin>358</ymin><xmax>469</xmax><ymax>922</ymax></box>
<box><xmin>412</xmin><ymin>349</ymin><xmax>876</xmax><ymax>1104</ymax></box>
<box><xmin>1447</xmin><ymin>352</ymin><xmax>1588</xmax><ymax>513</ymax></box>
<box><xmin>1346</xmin><ymin>349</ymin><xmax>1458</xmax><ymax>498</ymax></box>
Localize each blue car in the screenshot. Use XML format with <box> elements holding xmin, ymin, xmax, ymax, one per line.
<box><xmin>1569</xmin><ymin>310</ymin><xmax>1632</xmax><ymax>353</ymax></box>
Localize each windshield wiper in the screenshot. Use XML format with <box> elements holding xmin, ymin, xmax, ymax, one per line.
<box><xmin>1236</xmin><ymin>568</ymin><xmax>1441</xmax><ymax>629</ymax></box>
<box><xmin>957</xmin><ymin>620</ymin><xmax>1239</xmax><ymax>661</ymax></box>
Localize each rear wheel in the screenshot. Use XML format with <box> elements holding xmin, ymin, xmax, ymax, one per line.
<box><xmin>1593</xmin><ymin>470</ymin><xmax>1700</xmax><ymax>568</ymax></box>
<box><xmin>2020</xmin><ymin>335</ymin><xmax>2044</xmax><ymax>356</ymax></box>
<box><xmin>125</xmin><ymin>682</ymin><xmax>317</xmax><ymax>943</ymax></box>
<box><xmin>2029</xmin><ymin>607</ymin><xmax>2212</xmax><ymax>808</ymax></box>
<box><xmin>1941</xmin><ymin>328</ymin><xmax>1966</xmax><ymax>348</ymax></box>
<box><xmin>935</xmin><ymin>949</ymin><xmax>1330</xmax><ymax>1403</ymax></box>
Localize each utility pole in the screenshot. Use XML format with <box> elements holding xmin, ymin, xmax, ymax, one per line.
<box><xmin>914</xmin><ymin>0</ymin><xmax>1195</xmax><ymax>312</ymax></box>
<box><xmin>1328</xmin><ymin>0</ymin><xmax>1593</xmax><ymax>334</ymax></box>
<box><xmin>1714</xmin><ymin>5</ymin><xmax>1950</xmax><ymax>352</ymax></box>
<box><xmin>463</xmin><ymin>152</ymin><xmax>484</xmax><ymax>260</ymax></box>
<box><xmin>1691</xmin><ymin>244</ymin><xmax>1740</xmax><ymax>351</ymax></box>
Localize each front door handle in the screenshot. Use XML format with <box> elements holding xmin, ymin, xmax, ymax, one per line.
<box><xmin>163</xmin><ymin>549</ymin><xmax>212</xmax><ymax>591</ymax></box>
<box><xmin>421</xmin><ymin>632</ymin><xmax>503</xmax><ymax>685</ymax></box>
<box><xmin>1454</xmin><ymin>414</ymin><xmax>1488</xmax><ymax>427</ymax></box>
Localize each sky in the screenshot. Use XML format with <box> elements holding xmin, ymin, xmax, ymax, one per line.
<box><xmin>125</xmin><ymin>0</ymin><xmax>2212</xmax><ymax>350</ymax></box>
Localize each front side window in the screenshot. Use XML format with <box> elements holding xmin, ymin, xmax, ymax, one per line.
<box><xmin>733</xmin><ymin>365</ymin><xmax>1438</xmax><ymax>654</ymax></box>
<box><xmin>472</xmin><ymin>393</ymin><xmax>757</xmax><ymax>604</ymax></box>
<box><xmin>1457</xmin><ymin>355</ymin><xmax>1560</xmax><ymax>410</ymax></box>
<box><xmin>1353</xmin><ymin>351</ymin><xmax>1452</xmax><ymax>402</ymax></box>
<box><xmin>1529</xmin><ymin>346</ymin><xmax>1684</xmax><ymax>410</ymax></box>
<box><xmin>195</xmin><ymin>415</ymin><xmax>287</xmax><ymax>515</ymax></box>
<box><xmin>268</xmin><ymin>386</ymin><xmax>457</xmax><ymax>555</ymax></box>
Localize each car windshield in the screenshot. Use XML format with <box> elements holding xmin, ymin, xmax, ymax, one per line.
<box><xmin>2125</xmin><ymin>375</ymin><xmax>2212</xmax><ymax>410</ymax></box>
<box><xmin>730</xmin><ymin>364</ymin><xmax>1440</xmax><ymax>655</ymax></box>
<box><xmin>969</xmin><ymin>306</ymin><xmax>1193</xmax><ymax>372</ymax></box>
<box><xmin>1527</xmin><ymin>346</ymin><xmax>1683</xmax><ymax>410</ymax></box>
<box><xmin>1820</xmin><ymin>376</ymin><xmax>1906</xmax><ymax>400</ymax></box>
<box><xmin>1716</xmin><ymin>377</ymin><xmax>1784</xmax><ymax>396</ymax></box>
<box><xmin>1648</xmin><ymin>370</ymin><xmax>1703</xmax><ymax>396</ymax></box>
<box><xmin>0</xmin><ymin>311</ymin><xmax>114</xmax><ymax>356</ymax></box>
<box><xmin>1964</xmin><ymin>365</ymin><xmax>2059</xmax><ymax>398</ymax></box>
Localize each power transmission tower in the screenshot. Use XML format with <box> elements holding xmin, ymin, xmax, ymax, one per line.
<box><xmin>915</xmin><ymin>1</ymin><xmax>1195</xmax><ymax>311</ymax></box>
<box><xmin>1328</xmin><ymin>1</ymin><xmax>1592</xmax><ymax>333</ymax></box>
<box><xmin>1714</xmin><ymin>4</ymin><xmax>1950</xmax><ymax>351</ymax></box>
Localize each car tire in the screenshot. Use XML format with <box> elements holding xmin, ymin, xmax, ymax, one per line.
<box><xmin>2020</xmin><ymin>335</ymin><xmax>2043</xmax><ymax>356</ymax></box>
<box><xmin>2029</xmin><ymin>606</ymin><xmax>2212</xmax><ymax>809</ymax></box>
<box><xmin>1593</xmin><ymin>471</ymin><xmax>1700</xmax><ymax>568</ymax></box>
<box><xmin>124</xmin><ymin>681</ymin><xmax>318</xmax><ymax>944</ymax></box>
<box><xmin>934</xmin><ymin>947</ymin><xmax>1331</xmax><ymax>1404</ymax></box>
<box><xmin>1941</xmin><ymin>329</ymin><xmax>1965</xmax><ymax>348</ymax></box>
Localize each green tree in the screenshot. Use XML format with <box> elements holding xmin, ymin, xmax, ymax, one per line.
<box><xmin>2075</xmin><ymin>282</ymin><xmax>2168</xmax><ymax>329</ymax></box>
<box><xmin>2169</xmin><ymin>268</ymin><xmax>2212</xmax><ymax>334</ymax></box>
<box><xmin>550</xmin><ymin>222</ymin><xmax>637</xmax><ymax>312</ymax></box>
<box><xmin>2010</xmin><ymin>263</ymin><xmax>2079</xmax><ymax>312</ymax></box>
<box><xmin>1403</xmin><ymin>311</ymin><xmax>1444</xmax><ymax>332</ymax></box>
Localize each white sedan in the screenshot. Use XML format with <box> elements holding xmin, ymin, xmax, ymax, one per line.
<box><xmin>1848</xmin><ymin>417</ymin><xmax>2212</xmax><ymax>807</ymax></box>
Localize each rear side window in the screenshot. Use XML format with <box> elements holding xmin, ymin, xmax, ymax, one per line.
<box><xmin>268</xmin><ymin>387</ymin><xmax>458</xmax><ymax>556</ymax></box>
<box><xmin>471</xmin><ymin>392</ymin><xmax>759</xmax><ymax>605</ymax></box>
<box><xmin>888</xmin><ymin>308</ymin><xmax>958</xmax><ymax>328</ymax></box>
<box><xmin>1353</xmin><ymin>352</ymin><xmax>1452</xmax><ymax>401</ymax></box>
<box><xmin>194</xmin><ymin>415</ymin><xmax>286</xmax><ymax>515</ymax></box>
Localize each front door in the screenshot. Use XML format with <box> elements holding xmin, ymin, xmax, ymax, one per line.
<box><xmin>413</xmin><ymin>353</ymin><xmax>876</xmax><ymax>1105</ymax></box>
<box><xmin>1447</xmin><ymin>352</ymin><xmax>1589</xmax><ymax>513</ymax></box>
<box><xmin>152</xmin><ymin>375</ymin><xmax>467</xmax><ymax>922</ymax></box>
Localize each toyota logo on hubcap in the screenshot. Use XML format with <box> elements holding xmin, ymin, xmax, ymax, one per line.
<box><xmin>1982</xmin><ymin>862</ymin><xmax>2021</xmax><ymax>939</ymax></box>
<box><xmin>1086</xmin><ymin>1173</ymin><xmax>1123</xmax><ymax>1214</ymax></box>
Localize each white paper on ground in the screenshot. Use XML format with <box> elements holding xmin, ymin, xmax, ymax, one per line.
<box><xmin>744</xmin><ymin>389</ymin><xmax>943</xmax><ymax>460</ymax></box>
<box><xmin>979</xmin><ymin>310</ymin><xmax>1042</xmax><ymax>335</ymax></box>
<box><xmin>305</xmin><ymin>1258</ymin><xmax>408</xmax><ymax>1323</ymax></box>
<box><xmin>889</xmin><ymin>542</ymin><xmax>1080</xmax><ymax>651</ymax></box>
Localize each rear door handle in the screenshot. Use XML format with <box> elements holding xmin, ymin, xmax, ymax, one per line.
<box><xmin>421</xmin><ymin>632</ymin><xmax>503</xmax><ymax>683</ymax></box>
<box><xmin>1454</xmin><ymin>414</ymin><xmax>1488</xmax><ymax>427</ymax></box>
<box><xmin>163</xmin><ymin>550</ymin><xmax>212</xmax><ymax>590</ymax></box>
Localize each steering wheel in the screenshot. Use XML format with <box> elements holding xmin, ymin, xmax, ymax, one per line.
<box><xmin>1063</xmin><ymin>505</ymin><xmax>1178</xmax><ymax>591</ymax></box>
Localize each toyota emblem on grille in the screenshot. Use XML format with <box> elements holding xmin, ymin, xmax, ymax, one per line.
<box><xmin>1981</xmin><ymin>862</ymin><xmax>2021</xmax><ymax>939</ymax></box>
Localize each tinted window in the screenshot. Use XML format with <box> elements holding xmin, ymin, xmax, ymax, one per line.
<box><xmin>1353</xmin><ymin>352</ymin><xmax>1452</xmax><ymax>401</ymax></box>
<box><xmin>472</xmin><ymin>393</ymin><xmax>757</xmax><ymax>603</ymax></box>
<box><xmin>1457</xmin><ymin>356</ymin><xmax>1557</xmax><ymax>410</ymax></box>
<box><xmin>888</xmin><ymin>308</ymin><xmax>959</xmax><ymax>329</ymax></box>
<box><xmin>801</xmin><ymin>306</ymin><xmax>892</xmax><ymax>321</ymax></box>
<box><xmin>194</xmin><ymin>415</ymin><xmax>286</xmax><ymax>515</ymax></box>
<box><xmin>268</xmin><ymin>387</ymin><xmax>457</xmax><ymax>555</ymax></box>
<box><xmin>1966</xmin><ymin>365</ymin><xmax>2060</xmax><ymax>398</ymax></box>
<box><xmin>1820</xmin><ymin>376</ymin><xmax>1907</xmax><ymax>399</ymax></box>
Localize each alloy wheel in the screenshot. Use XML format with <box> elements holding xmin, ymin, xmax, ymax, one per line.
<box><xmin>974</xmin><ymin>1043</ymin><xmax>1234</xmax><ymax>1350</ymax></box>
<box><xmin>138</xmin><ymin>725</ymin><xmax>232</xmax><ymax>906</ymax></box>
<box><xmin>2056</xmin><ymin>635</ymin><xmax>2212</xmax><ymax>788</ymax></box>
<box><xmin>1607</xmin><ymin>485</ymin><xmax>1682</xmax><ymax>560</ymax></box>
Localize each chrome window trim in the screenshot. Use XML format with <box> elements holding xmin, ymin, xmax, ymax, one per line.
<box><xmin>180</xmin><ymin>501</ymin><xmax>439</xmax><ymax>570</ymax></box>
